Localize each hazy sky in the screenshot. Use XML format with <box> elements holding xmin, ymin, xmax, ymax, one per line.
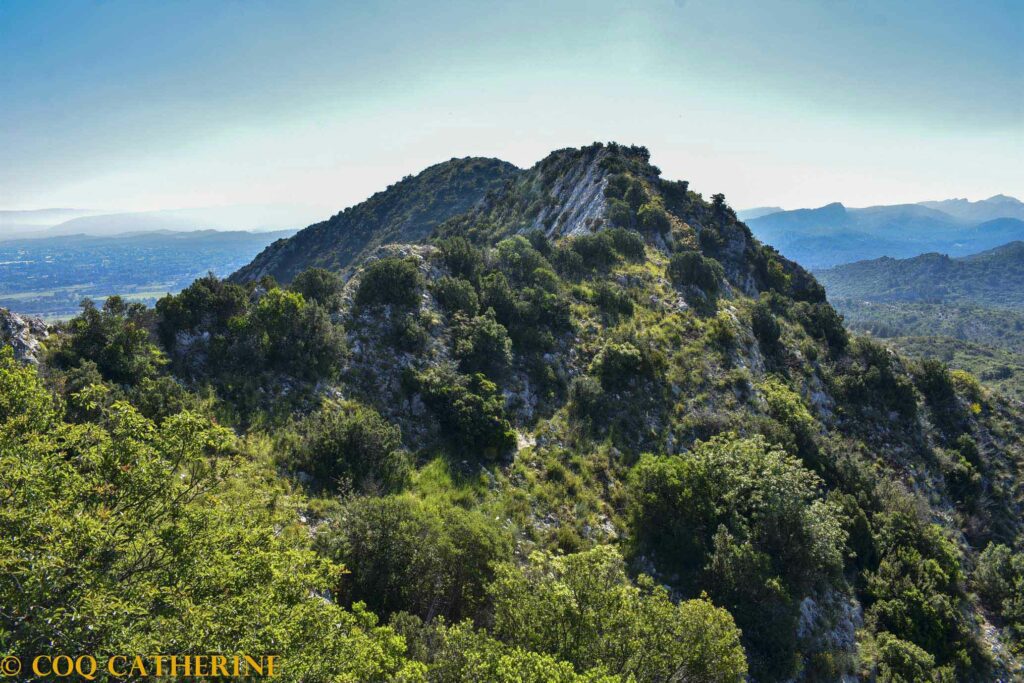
<box><xmin>1</xmin><ymin>0</ymin><xmax>1021</xmax><ymax>214</ymax></box>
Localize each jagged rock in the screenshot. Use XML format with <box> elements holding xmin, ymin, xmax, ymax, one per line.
<box><xmin>529</xmin><ymin>148</ymin><xmax>611</xmax><ymax>238</ymax></box>
<box><xmin>0</xmin><ymin>307</ymin><xmax>48</xmax><ymax>364</ymax></box>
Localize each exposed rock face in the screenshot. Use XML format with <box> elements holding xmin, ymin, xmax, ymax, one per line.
<box><xmin>0</xmin><ymin>308</ymin><xmax>48</xmax><ymax>364</ymax></box>
<box><xmin>527</xmin><ymin>147</ymin><xmax>610</xmax><ymax>238</ymax></box>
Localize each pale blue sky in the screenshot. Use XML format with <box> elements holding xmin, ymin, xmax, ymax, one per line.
<box><xmin>1</xmin><ymin>0</ymin><xmax>1021</xmax><ymax>213</ymax></box>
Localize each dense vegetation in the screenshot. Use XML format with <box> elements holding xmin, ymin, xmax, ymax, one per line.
<box><xmin>4</xmin><ymin>143</ymin><xmax>1024</xmax><ymax>681</ymax></box>
<box><xmin>817</xmin><ymin>241</ymin><xmax>1024</xmax><ymax>308</ymax></box>
<box><xmin>834</xmin><ymin>300</ymin><xmax>1024</xmax><ymax>353</ymax></box>
<box><xmin>823</xmin><ymin>252</ymin><xmax>1024</xmax><ymax>402</ymax></box>
<box><xmin>882</xmin><ymin>336</ymin><xmax>1024</xmax><ymax>403</ymax></box>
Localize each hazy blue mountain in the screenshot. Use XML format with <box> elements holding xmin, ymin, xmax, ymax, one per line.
<box><xmin>919</xmin><ymin>194</ymin><xmax>1024</xmax><ymax>223</ymax></box>
<box><xmin>44</xmin><ymin>204</ymin><xmax>326</xmax><ymax>237</ymax></box>
<box><xmin>0</xmin><ymin>208</ymin><xmax>100</xmax><ymax>236</ymax></box>
<box><xmin>745</xmin><ymin>198</ymin><xmax>1024</xmax><ymax>268</ymax></box>
<box><xmin>821</xmin><ymin>240</ymin><xmax>1024</xmax><ymax>401</ymax></box>
<box><xmin>736</xmin><ymin>206</ymin><xmax>783</xmax><ymax>220</ymax></box>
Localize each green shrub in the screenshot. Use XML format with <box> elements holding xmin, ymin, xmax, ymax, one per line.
<box><xmin>637</xmin><ymin>202</ymin><xmax>670</xmax><ymax>234</ymax></box>
<box><xmin>568</xmin><ymin>376</ymin><xmax>606</xmax><ymax>428</ymax></box>
<box><xmin>628</xmin><ymin>434</ymin><xmax>846</xmax><ymax>680</ymax></box>
<box><xmin>793</xmin><ymin>301</ymin><xmax>848</xmax><ymax>354</ymax></box>
<box><xmin>606</xmin><ymin>198</ymin><xmax>634</xmax><ymax>228</ymax></box>
<box><xmin>914</xmin><ymin>358</ymin><xmax>967</xmax><ymax>434</ymax></box>
<box><xmin>508</xmin><ymin>284</ymin><xmax>572</xmax><ymax>352</ymax></box>
<box><xmin>489</xmin><ymin>546</ymin><xmax>747</xmax><ymax>682</ymax></box>
<box><xmin>973</xmin><ymin>543</ymin><xmax>1015</xmax><ymax>608</ymax></box>
<box><xmin>433</xmin><ymin>276</ymin><xmax>479</xmax><ymax>316</ymax></box>
<box><xmin>320</xmin><ymin>495</ymin><xmax>512</xmax><ymax>623</ymax></box>
<box><xmin>837</xmin><ymin>339</ymin><xmax>918</xmax><ymax>420</ymax></box>
<box><xmin>874</xmin><ymin>633</ymin><xmax>949</xmax><ymax>683</ymax></box>
<box><xmin>480</xmin><ymin>271</ymin><xmax>517</xmax><ymax>325</ymax></box>
<box><xmin>156</xmin><ymin>273</ymin><xmax>248</xmax><ymax>349</ymax></box>
<box><xmin>496</xmin><ymin>236</ymin><xmax>551</xmax><ymax>285</ymax></box>
<box><xmin>247</xmin><ymin>288</ymin><xmax>344</xmax><ymax>379</ymax></box>
<box><xmin>866</xmin><ymin>511</ymin><xmax>976</xmax><ymax>671</ymax></box>
<box><xmin>603</xmin><ymin>173</ymin><xmax>631</xmax><ymax>200</ymax></box>
<box><xmin>437</xmin><ymin>236</ymin><xmax>485</xmax><ymax>280</ymax></box>
<box><xmin>451</xmin><ymin>309</ymin><xmax>512</xmax><ymax>378</ymax></box>
<box><xmin>570</xmin><ymin>233</ymin><xmax>620</xmax><ymax>269</ymax></box>
<box><xmin>290</xmin><ymin>267</ymin><xmax>344</xmax><ymax>309</ymax></box>
<box><xmin>52</xmin><ymin>297</ymin><xmax>161</xmax><ymax>386</ymax></box>
<box><xmin>668</xmin><ymin>251</ymin><xmax>723</xmax><ymax>293</ymax></box>
<box><xmin>751</xmin><ymin>299</ymin><xmax>781</xmax><ymax>350</ymax></box>
<box><xmin>568</xmin><ymin>229</ymin><xmax>644</xmax><ymax>272</ymax></box>
<box><xmin>590</xmin><ymin>342</ymin><xmax>648</xmax><ymax>391</ymax></box>
<box><xmin>705</xmin><ymin>311</ymin><xmax>737</xmax><ymax>352</ymax></box>
<box><xmin>624</xmin><ymin>180</ymin><xmax>646</xmax><ymax>210</ymax></box>
<box><xmin>285</xmin><ymin>400</ymin><xmax>411</xmax><ymax>493</ymax></box>
<box><xmin>0</xmin><ymin>353</ymin><xmax>418</xmax><ymax>681</ymax></box>
<box><xmin>355</xmin><ymin>257</ymin><xmax>424</xmax><ymax>309</ymax></box>
<box><xmin>404</xmin><ymin>619</ymin><xmax>615</xmax><ymax>683</ymax></box>
<box><xmin>606</xmin><ymin>227</ymin><xmax>645</xmax><ymax>261</ymax></box>
<box><xmin>591</xmin><ymin>282</ymin><xmax>634</xmax><ymax>318</ymax></box>
<box><xmin>413</xmin><ymin>366</ymin><xmax>516</xmax><ymax>457</ymax></box>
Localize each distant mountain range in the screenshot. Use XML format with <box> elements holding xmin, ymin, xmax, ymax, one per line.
<box><xmin>919</xmin><ymin>194</ymin><xmax>1024</xmax><ymax>223</ymax></box>
<box><xmin>735</xmin><ymin>206</ymin><xmax>784</xmax><ymax>221</ymax></box>
<box><xmin>816</xmin><ymin>240</ymin><xmax>1024</xmax><ymax>309</ymax></box>
<box><xmin>0</xmin><ymin>204</ymin><xmax>327</xmax><ymax>238</ymax></box>
<box><xmin>743</xmin><ymin>195</ymin><xmax>1024</xmax><ymax>268</ymax></box>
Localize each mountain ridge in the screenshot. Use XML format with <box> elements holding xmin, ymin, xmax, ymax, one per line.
<box><xmin>745</xmin><ymin>198</ymin><xmax>1024</xmax><ymax>268</ymax></box>
<box><xmin>231</xmin><ymin>157</ymin><xmax>521</xmax><ymax>284</ymax></box>
<box><xmin>817</xmin><ymin>240</ymin><xmax>1024</xmax><ymax>309</ymax></box>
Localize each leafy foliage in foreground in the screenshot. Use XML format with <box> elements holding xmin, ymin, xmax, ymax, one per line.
<box><xmin>0</xmin><ymin>348</ymin><xmax>422</xmax><ymax>681</ymax></box>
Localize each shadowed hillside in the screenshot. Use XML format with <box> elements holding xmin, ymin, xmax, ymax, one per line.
<box><xmin>231</xmin><ymin>157</ymin><xmax>521</xmax><ymax>284</ymax></box>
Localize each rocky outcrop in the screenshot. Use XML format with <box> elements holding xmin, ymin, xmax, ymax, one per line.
<box><xmin>528</xmin><ymin>148</ymin><xmax>611</xmax><ymax>238</ymax></box>
<box><xmin>0</xmin><ymin>308</ymin><xmax>48</xmax><ymax>364</ymax></box>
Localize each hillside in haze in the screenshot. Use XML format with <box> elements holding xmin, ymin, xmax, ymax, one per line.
<box><xmin>0</xmin><ymin>204</ymin><xmax>323</xmax><ymax>238</ymax></box>
<box><xmin>920</xmin><ymin>195</ymin><xmax>1024</xmax><ymax>223</ymax></box>
<box><xmin>232</xmin><ymin>157</ymin><xmax>521</xmax><ymax>283</ymax></box>
<box><xmin>745</xmin><ymin>197</ymin><xmax>1024</xmax><ymax>268</ymax></box>
<box><xmin>0</xmin><ymin>229</ymin><xmax>295</xmax><ymax>318</ymax></box>
<box><xmin>820</xmin><ymin>242</ymin><xmax>1024</xmax><ymax>403</ymax></box>
<box><xmin>736</xmin><ymin>206</ymin><xmax>784</xmax><ymax>221</ymax></box>
<box><xmin>0</xmin><ymin>208</ymin><xmax>100</xmax><ymax>235</ymax></box>
<box><xmin>7</xmin><ymin>142</ymin><xmax>1024</xmax><ymax>682</ymax></box>
<box><xmin>817</xmin><ymin>241</ymin><xmax>1024</xmax><ymax>309</ymax></box>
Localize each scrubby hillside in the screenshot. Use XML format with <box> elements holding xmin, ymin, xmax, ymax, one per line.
<box><xmin>818</xmin><ymin>241</ymin><xmax>1024</xmax><ymax>309</ymax></box>
<box><xmin>231</xmin><ymin>157</ymin><xmax>521</xmax><ymax>284</ymax></box>
<box><xmin>6</xmin><ymin>143</ymin><xmax>1024</xmax><ymax>682</ymax></box>
<box><xmin>819</xmin><ymin>244</ymin><xmax>1024</xmax><ymax>403</ymax></box>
